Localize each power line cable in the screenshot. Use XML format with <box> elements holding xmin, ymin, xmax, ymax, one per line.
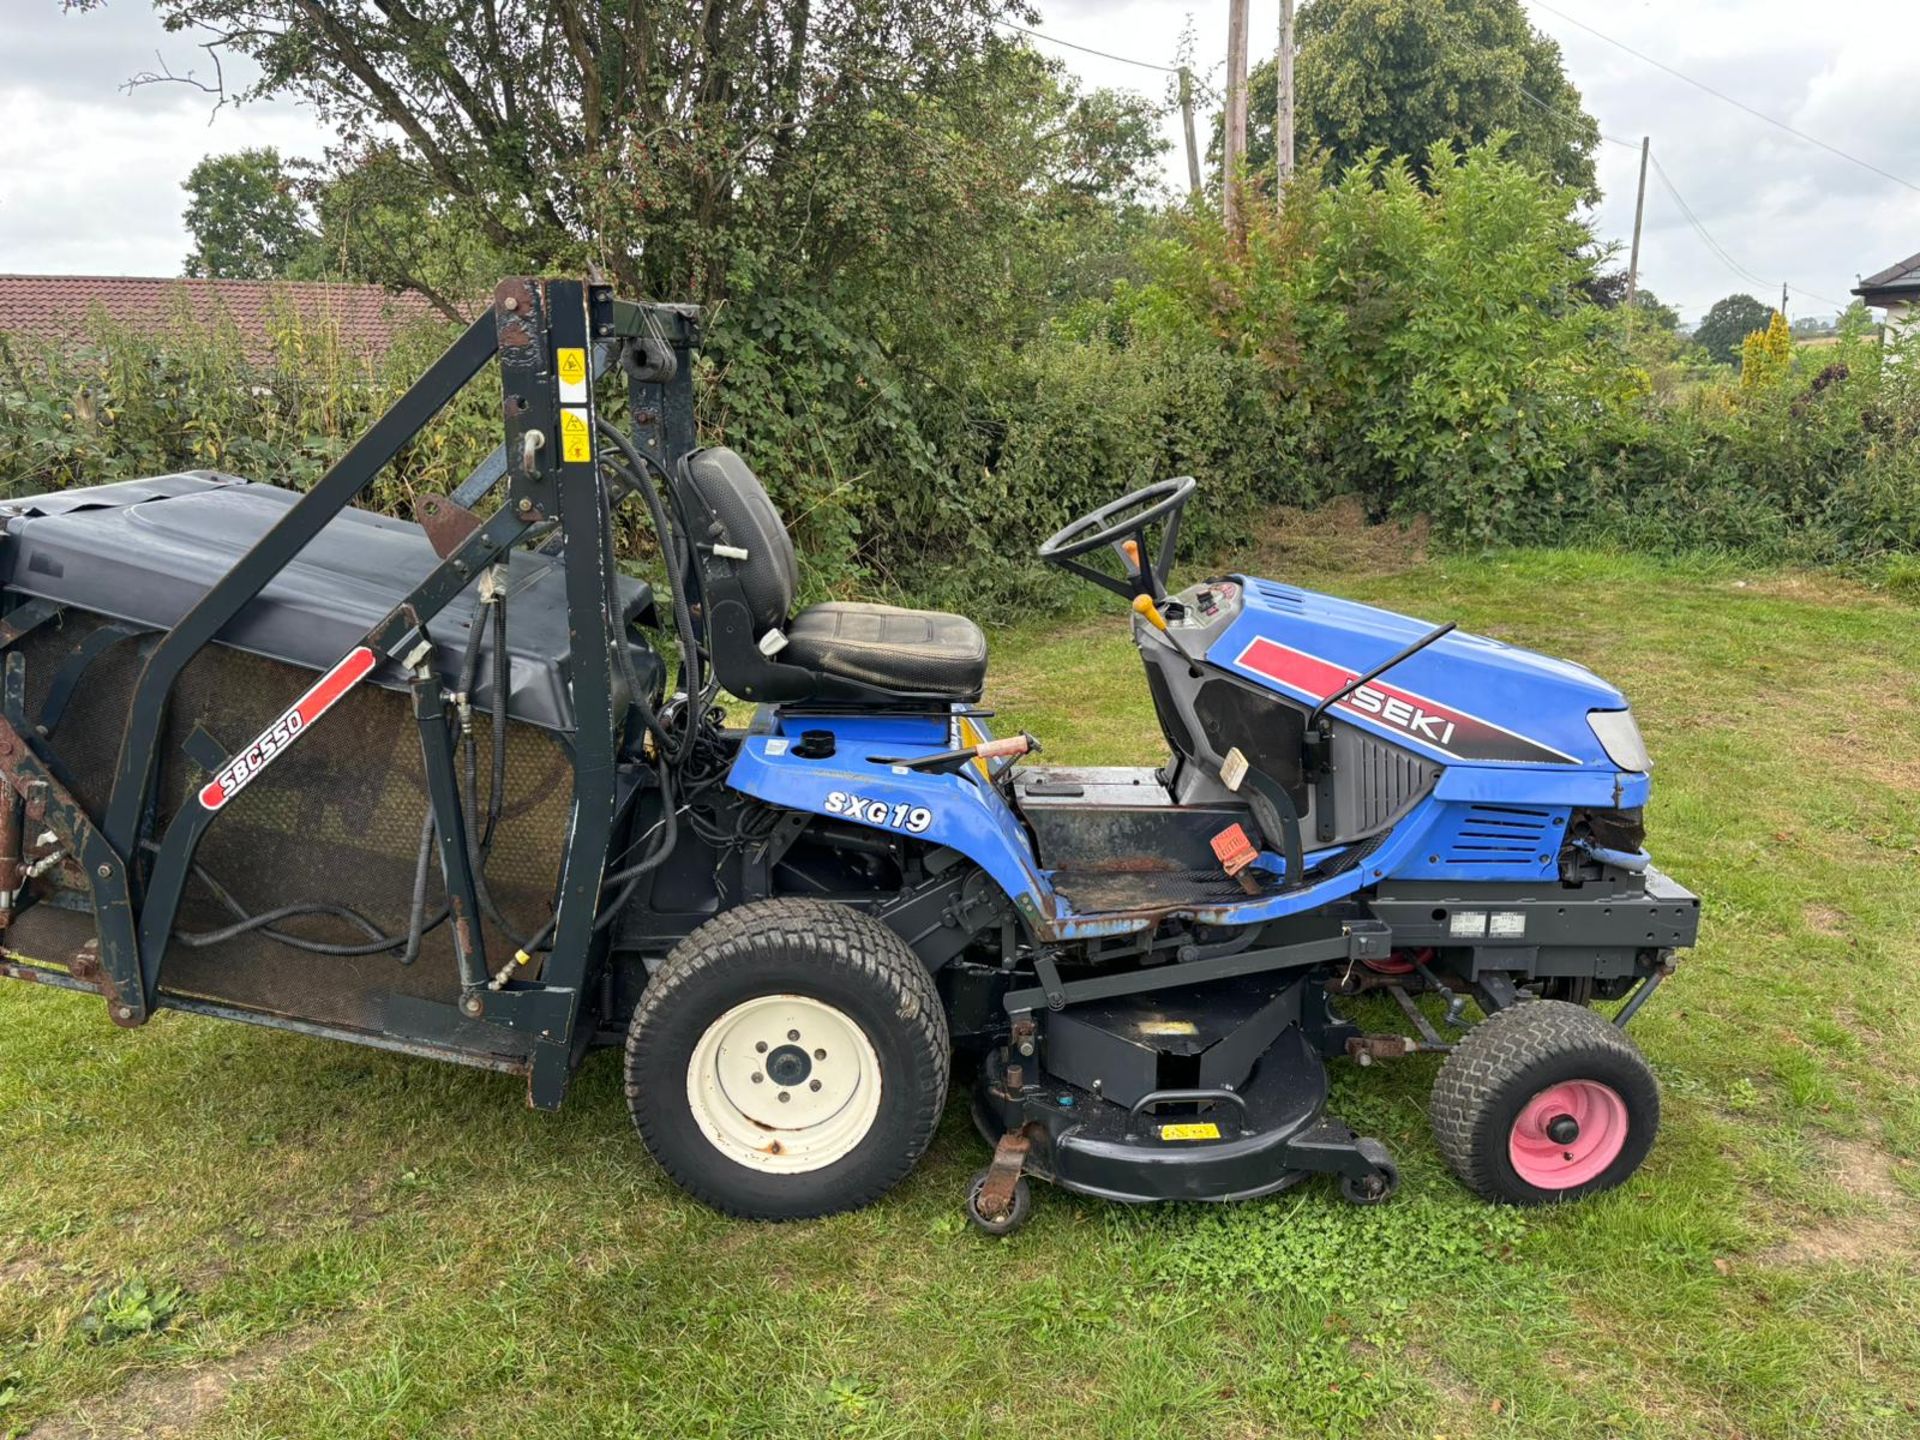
<box><xmin>1528</xmin><ymin>0</ymin><xmax>1920</xmax><ymax>195</ymax></box>
<box><xmin>1506</xmin><ymin>80</ymin><xmax>1850</xmax><ymax>312</ymax></box>
<box><xmin>1514</xmin><ymin>83</ymin><xmax>1639</xmax><ymax>150</ymax></box>
<box><xmin>992</xmin><ymin>19</ymin><xmax>1182</xmax><ymax>74</ymax></box>
<box><xmin>1648</xmin><ymin>155</ymin><xmax>1848</xmax><ymax>309</ymax></box>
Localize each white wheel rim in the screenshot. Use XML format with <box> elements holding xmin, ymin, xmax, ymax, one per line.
<box><xmin>686</xmin><ymin>994</ymin><xmax>883</xmax><ymax>1175</ymax></box>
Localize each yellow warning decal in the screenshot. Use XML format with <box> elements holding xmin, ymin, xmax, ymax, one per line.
<box><xmin>556</xmin><ymin>346</ymin><xmax>588</xmax><ymax>402</ymax></box>
<box><xmin>560</xmin><ymin>407</ymin><xmax>593</xmax><ymax>462</ymax></box>
<box><xmin>954</xmin><ymin>714</ymin><xmax>993</xmax><ymax>781</ymax></box>
<box><xmin>1159</xmin><ymin>1122</ymin><xmax>1221</xmax><ymax>1142</ymax></box>
<box><xmin>1138</xmin><ymin>1019</ymin><xmax>1200</xmax><ymax>1037</ymax></box>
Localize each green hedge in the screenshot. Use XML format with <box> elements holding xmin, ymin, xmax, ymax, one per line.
<box><xmin>6</xmin><ymin>152</ymin><xmax>1920</xmax><ymax>610</ymax></box>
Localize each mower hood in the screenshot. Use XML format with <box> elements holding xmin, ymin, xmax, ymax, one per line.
<box><xmin>1206</xmin><ymin>577</ymin><xmax>1630</xmax><ymax>770</ymax></box>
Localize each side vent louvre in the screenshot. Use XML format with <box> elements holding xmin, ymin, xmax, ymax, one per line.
<box><xmin>1249</xmin><ymin>581</ymin><xmax>1306</xmax><ymax>609</ymax></box>
<box><xmin>1442</xmin><ymin>804</ymin><xmax>1555</xmax><ymax>865</ymax></box>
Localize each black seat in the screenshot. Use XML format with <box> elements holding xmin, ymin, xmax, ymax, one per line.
<box><xmin>673</xmin><ymin>448</ymin><xmax>987</xmax><ymax>705</ymax></box>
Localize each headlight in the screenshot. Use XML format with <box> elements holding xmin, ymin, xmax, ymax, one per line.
<box><xmin>1587</xmin><ymin>709</ymin><xmax>1651</xmax><ymax>773</ymax></box>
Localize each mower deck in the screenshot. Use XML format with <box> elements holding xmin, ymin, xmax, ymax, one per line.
<box><xmin>972</xmin><ymin>974</ymin><xmax>1393</xmax><ymax>1204</ymax></box>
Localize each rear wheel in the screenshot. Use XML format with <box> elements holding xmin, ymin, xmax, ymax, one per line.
<box><xmin>624</xmin><ymin>898</ymin><xmax>950</xmax><ymax>1219</ymax></box>
<box><xmin>1430</xmin><ymin>999</ymin><xmax>1658</xmax><ymax>1205</ymax></box>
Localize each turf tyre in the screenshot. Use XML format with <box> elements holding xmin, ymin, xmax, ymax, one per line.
<box><xmin>624</xmin><ymin>898</ymin><xmax>950</xmax><ymax>1219</ymax></box>
<box><xmin>1430</xmin><ymin>999</ymin><xmax>1658</xmax><ymax>1205</ymax></box>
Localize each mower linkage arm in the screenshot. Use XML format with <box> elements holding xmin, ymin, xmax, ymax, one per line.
<box><xmin>1002</xmin><ymin>921</ymin><xmax>1390</xmax><ymax>1016</ymax></box>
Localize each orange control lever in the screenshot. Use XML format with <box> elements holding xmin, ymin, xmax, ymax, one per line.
<box><xmin>1131</xmin><ymin>593</ymin><xmax>1169</xmax><ymax>632</ymax></box>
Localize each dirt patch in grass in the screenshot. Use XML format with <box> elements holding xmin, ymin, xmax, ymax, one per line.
<box><xmin>1724</xmin><ymin>572</ymin><xmax>1895</xmax><ymax>607</ymax></box>
<box><xmin>1802</xmin><ymin>903</ymin><xmax>1849</xmax><ymax>938</ymax></box>
<box><xmin>1803</xmin><ymin>721</ymin><xmax>1920</xmax><ymax>794</ymax></box>
<box><xmin>1402</xmin><ymin>1342</ymin><xmax>1482</xmax><ymax>1412</ymax></box>
<box><xmin>1762</xmin><ymin>1135</ymin><xmax>1917</xmax><ymax>1267</ymax></box>
<box><xmin>0</xmin><ymin>1254</ymin><xmax>51</xmax><ymax>1288</ymax></box>
<box><xmin>1542</xmin><ymin>1315</ymin><xmax>1738</xmax><ymax>1436</ymax></box>
<box><xmin>1245</xmin><ymin>498</ymin><xmax>1428</xmax><ymax>581</ymax></box>
<box><xmin>25</xmin><ymin>1331</ymin><xmax>312</xmax><ymax>1440</ymax></box>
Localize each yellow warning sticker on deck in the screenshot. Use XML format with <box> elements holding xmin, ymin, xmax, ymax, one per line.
<box><xmin>1159</xmin><ymin>1122</ymin><xmax>1221</xmax><ymax>1142</ymax></box>
<box><xmin>1138</xmin><ymin>1019</ymin><xmax>1199</xmax><ymax>1037</ymax></box>
<box><xmin>556</xmin><ymin>346</ymin><xmax>588</xmax><ymax>402</ymax></box>
<box><xmin>560</xmin><ymin>406</ymin><xmax>593</xmax><ymax>462</ymax></box>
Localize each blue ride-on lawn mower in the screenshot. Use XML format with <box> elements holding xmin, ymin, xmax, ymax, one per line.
<box><xmin>0</xmin><ymin>281</ymin><xmax>1698</xmax><ymax>1233</ymax></box>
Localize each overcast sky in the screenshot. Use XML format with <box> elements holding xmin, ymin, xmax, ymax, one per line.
<box><xmin>6</xmin><ymin>1</ymin><xmax>1917</xmax><ymax>323</ymax></box>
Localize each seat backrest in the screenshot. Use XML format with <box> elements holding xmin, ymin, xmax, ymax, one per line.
<box><xmin>677</xmin><ymin>447</ymin><xmax>797</xmax><ymax>635</ymax></box>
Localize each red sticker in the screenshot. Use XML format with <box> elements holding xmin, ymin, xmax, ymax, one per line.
<box><xmin>1234</xmin><ymin>636</ymin><xmax>1573</xmax><ymax>765</ymax></box>
<box><xmin>198</xmin><ymin>647</ymin><xmax>377</xmax><ymax>811</ymax></box>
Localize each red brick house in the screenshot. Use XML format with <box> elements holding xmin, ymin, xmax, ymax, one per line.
<box><xmin>0</xmin><ymin>275</ymin><xmax>436</xmax><ymax>366</ymax></box>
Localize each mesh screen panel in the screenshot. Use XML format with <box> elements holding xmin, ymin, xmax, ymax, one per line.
<box><xmin>18</xmin><ymin>617</ymin><xmax>571</xmax><ymax>1041</ymax></box>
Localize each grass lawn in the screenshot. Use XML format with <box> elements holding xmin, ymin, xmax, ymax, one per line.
<box><xmin>4</xmin><ymin>534</ymin><xmax>1920</xmax><ymax>1438</ymax></box>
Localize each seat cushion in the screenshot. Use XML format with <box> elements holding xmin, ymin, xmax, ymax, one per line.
<box><xmin>784</xmin><ymin>602</ymin><xmax>988</xmax><ymax>700</ymax></box>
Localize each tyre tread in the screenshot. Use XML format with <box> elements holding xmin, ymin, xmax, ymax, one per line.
<box><xmin>624</xmin><ymin>897</ymin><xmax>950</xmax><ymax>1219</ymax></box>
<box><xmin>1430</xmin><ymin>998</ymin><xmax>1656</xmax><ymax>1203</ymax></box>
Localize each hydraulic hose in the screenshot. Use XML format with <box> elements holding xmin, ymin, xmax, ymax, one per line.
<box><xmin>595</xmin><ymin>416</ymin><xmax>705</xmax><ymax>761</ymax></box>
<box><xmin>172</xmin><ymin>849</ymin><xmax>450</xmax><ymax>957</ymax></box>
<box><xmin>400</xmin><ymin>804</ymin><xmax>437</xmax><ymax>966</ymax></box>
<box><xmin>513</xmin><ymin>727</ymin><xmax>681</xmax><ymax>958</ymax></box>
<box><xmin>455</xmin><ymin>588</ymin><xmax>535</xmax><ymax>952</ymax></box>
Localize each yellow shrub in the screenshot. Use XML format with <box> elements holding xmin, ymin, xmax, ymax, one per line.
<box><xmin>1740</xmin><ymin>310</ymin><xmax>1793</xmax><ymax>389</ymax></box>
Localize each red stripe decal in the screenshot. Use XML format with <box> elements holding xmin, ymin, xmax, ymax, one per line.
<box><xmin>198</xmin><ymin>646</ymin><xmax>378</xmax><ymax>811</ymax></box>
<box><xmin>1235</xmin><ymin>635</ymin><xmax>1574</xmax><ymax>765</ymax></box>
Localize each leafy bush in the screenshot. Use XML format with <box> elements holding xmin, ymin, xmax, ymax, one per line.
<box><xmin>1133</xmin><ymin>144</ymin><xmax>1644</xmax><ymax>545</ymax></box>
<box><xmin>5</xmin><ymin>146</ymin><xmax>1920</xmax><ymax>604</ymax></box>
<box><xmin>0</xmin><ymin>298</ymin><xmax>493</xmax><ymax>518</ymax></box>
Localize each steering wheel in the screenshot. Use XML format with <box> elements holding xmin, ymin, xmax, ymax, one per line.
<box><xmin>1037</xmin><ymin>476</ymin><xmax>1197</xmax><ymax>601</ymax></box>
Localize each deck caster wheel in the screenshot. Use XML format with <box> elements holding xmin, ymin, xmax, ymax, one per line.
<box><xmin>624</xmin><ymin>899</ymin><xmax>950</xmax><ymax>1220</ymax></box>
<box><xmin>965</xmin><ymin>1169</ymin><xmax>1032</xmax><ymax>1237</ymax></box>
<box><xmin>1339</xmin><ymin>1161</ymin><xmax>1400</xmax><ymax>1206</ymax></box>
<box><xmin>1430</xmin><ymin>999</ymin><xmax>1659</xmax><ymax>1205</ymax></box>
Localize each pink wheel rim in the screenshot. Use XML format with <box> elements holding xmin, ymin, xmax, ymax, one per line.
<box><xmin>1508</xmin><ymin>1080</ymin><xmax>1629</xmax><ymax>1189</ymax></box>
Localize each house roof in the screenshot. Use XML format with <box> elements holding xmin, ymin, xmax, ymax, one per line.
<box><xmin>0</xmin><ymin>275</ymin><xmax>438</xmax><ymax>363</ymax></box>
<box><xmin>1854</xmin><ymin>250</ymin><xmax>1920</xmax><ymax>304</ymax></box>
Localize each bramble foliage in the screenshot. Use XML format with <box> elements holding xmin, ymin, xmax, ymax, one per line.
<box><xmin>0</xmin><ymin>300</ymin><xmax>495</xmax><ymax>520</ymax></box>
<box><xmin>1573</xmin><ymin>312</ymin><xmax>1920</xmax><ymax>562</ymax></box>
<box><xmin>14</xmin><ymin>18</ymin><xmax>1920</xmax><ymax>595</ymax></box>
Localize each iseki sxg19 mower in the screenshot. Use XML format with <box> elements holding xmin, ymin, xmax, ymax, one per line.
<box><xmin>0</xmin><ymin>281</ymin><xmax>1698</xmax><ymax>1233</ymax></box>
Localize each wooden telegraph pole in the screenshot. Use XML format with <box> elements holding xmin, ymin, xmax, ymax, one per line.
<box><xmin>1180</xmin><ymin>67</ymin><xmax>1203</xmax><ymax>200</ymax></box>
<box><xmin>1625</xmin><ymin>136</ymin><xmax>1649</xmax><ymax>308</ymax></box>
<box><xmin>1277</xmin><ymin>0</ymin><xmax>1296</xmax><ymax>192</ymax></box>
<box><xmin>1224</xmin><ymin>0</ymin><xmax>1249</xmax><ymax>236</ymax></box>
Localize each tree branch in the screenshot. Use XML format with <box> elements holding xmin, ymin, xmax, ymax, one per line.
<box><xmin>122</xmin><ymin>42</ymin><xmax>230</xmax><ymax>124</ymax></box>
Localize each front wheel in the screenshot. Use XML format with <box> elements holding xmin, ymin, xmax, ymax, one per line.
<box><xmin>1429</xmin><ymin>999</ymin><xmax>1659</xmax><ymax>1205</ymax></box>
<box><xmin>624</xmin><ymin>899</ymin><xmax>950</xmax><ymax>1219</ymax></box>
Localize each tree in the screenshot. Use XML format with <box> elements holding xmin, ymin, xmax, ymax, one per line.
<box><xmin>1584</xmin><ymin>271</ymin><xmax>1680</xmax><ymax>331</ymax></box>
<box><xmin>295</xmin><ymin>144</ymin><xmax>510</xmax><ymax>321</ymax></box>
<box><xmin>181</xmin><ymin>147</ymin><xmax>316</xmax><ymax>279</ymax></box>
<box><xmin>1222</xmin><ymin>0</ymin><xmax>1599</xmax><ymax>200</ymax></box>
<box><xmin>1694</xmin><ymin>293</ymin><xmax>1773</xmax><ymax>366</ymax></box>
<box><xmin>112</xmin><ymin>2</ymin><xmax>1084</xmax><ymax>305</ymax></box>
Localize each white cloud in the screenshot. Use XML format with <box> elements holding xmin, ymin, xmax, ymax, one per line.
<box><xmin>0</xmin><ymin>3</ymin><xmax>334</xmax><ymax>276</ymax></box>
